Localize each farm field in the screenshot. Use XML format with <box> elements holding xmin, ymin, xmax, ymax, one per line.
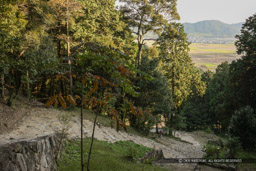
<box><xmin>189</xmin><ymin>43</ymin><xmax>240</xmax><ymax>71</ymax></box>
<box><xmin>189</xmin><ymin>43</ymin><xmax>237</xmax><ymax>54</ymax></box>
<box><xmin>145</xmin><ymin>41</ymin><xmax>240</xmax><ymax>71</ymax></box>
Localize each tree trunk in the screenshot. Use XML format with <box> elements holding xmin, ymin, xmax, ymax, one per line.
<box><xmin>81</xmin><ymin>98</ymin><xmax>84</xmax><ymax>171</ymax></box>
<box><xmin>170</xmin><ymin>66</ymin><xmax>175</xmax><ymax>128</ymax></box>
<box><xmin>87</xmin><ymin>113</ymin><xmax>98</xmax><ymax>171</ymax></box>
<box><xmin>66</xmin><ymin>0</ymin><xmax>73</xmax><ymax>96</ymax></box>
<box><xmin>156</xmin><ymin>117</ymin><xmax>159</xmax><ymax>134</ymax></box>
<box><xmin>137</xmin><ymin>43</ymin><xmax>143</xmax><ymax>69</ymax></box>
<box><xmin>26</xmin><ymin>70</ymin><xmax>30</xmax><ymax>97</ymax></box>
<box><xmin>1</xmin><ymin>73</ymin><xmax>4</xmax><ymax>98</ymax></box>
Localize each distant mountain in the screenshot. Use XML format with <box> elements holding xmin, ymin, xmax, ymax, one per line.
<box><xmin>141</xmin><ymin>20</ymin><xmax>244</xmax><ymax>44</ymax></box>
<box><xmin>183</xmin><ymin>20</ymin><xmax>243</xmax><ymax>39</ymax></box>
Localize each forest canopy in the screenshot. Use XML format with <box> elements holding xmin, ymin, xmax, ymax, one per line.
<box><xmin>0</xmin><ymin>1</ymin><xmax>255</xmax><ymax>150</ymax></box>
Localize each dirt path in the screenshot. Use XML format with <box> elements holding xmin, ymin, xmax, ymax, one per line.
<box><xmin>0</xmin><ymin>106</ymin><xmax>206</xmax><ymax>170</ymax></box>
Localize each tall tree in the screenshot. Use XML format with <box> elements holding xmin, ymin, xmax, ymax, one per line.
<box><xmin>0</xmin><ymin>0</ymin><xmax>57</xmax><ymax>104</ymax></box>
<box><xmin>235</xmin><ymin>13</ymin><xmax>256</xmax><ymax>56</ymax></box>
<box><xmin>119</xmin><ymin>0</ymin><xmax>179</xmax><ymax>68</ymax></box>
<box><xmin>181</xmin><ymin>70</ymin><xmax>213</xmax><ymax>131</ymax></box>
<box><xmin>224</xmin><ymin>13</ymin><xmax>256</xmax><ymax>116</ymax></box>
<box><xmin>133</xmin><ymin>53</ymin><xmax>172</xmax><ymax>134</ymax></box>
<box><xmin>208</xmin><ymin>62</ymin><xmax>230</xmax><ymax>132</ymax></box>
<box><xmin>158</xmin><ymin>23</ymin><xmax>206</xmax><ymax>127</ymax></box>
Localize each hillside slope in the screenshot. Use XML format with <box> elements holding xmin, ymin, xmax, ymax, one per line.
<box><xmin>183</xmin><ymin>20</ymin><xmax>243</xmax><ymax>38</ymax></box>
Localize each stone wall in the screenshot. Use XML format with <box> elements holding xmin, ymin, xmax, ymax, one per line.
<box><xmin>0</xmin><ymin>134</ymin><xmax>61</xmax><ymax>171</ymax></box>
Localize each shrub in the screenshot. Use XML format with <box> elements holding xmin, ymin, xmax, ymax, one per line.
<box><xmin>204</xmin><ymin>144</ymin><xmax>219</xmax><ymax>157</ymax></box>
<box><xmin>228</xmin><ymin>106</ymin><xmax>256</xmax><ymax>150</ymax></box>
<box><xmin>225</xmin><ymin>137</ymin><xmax>241</xmax><ymax>158</ymax></box>
<box><xmin>127</xmin><ymin>146</ymin><xmax>139</xmax><ymax>160</ymax></box>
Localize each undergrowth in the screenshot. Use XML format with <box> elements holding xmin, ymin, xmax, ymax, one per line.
<box><xmin>58</xmin><ymin>139</ymin><xmax>169</xmax><ymax>171</ymax></box>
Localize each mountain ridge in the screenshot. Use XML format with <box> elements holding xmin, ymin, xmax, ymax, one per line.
<box><xmin>183</xmin><ymin>20</ymin><xmax>243</xmax><ymax>39</ymax></box>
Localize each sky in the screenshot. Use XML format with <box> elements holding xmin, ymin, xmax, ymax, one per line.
<box><xmin>177</xmin><ymin>0</ymin><xmax>256</xmax><ymax>24</ymax></box>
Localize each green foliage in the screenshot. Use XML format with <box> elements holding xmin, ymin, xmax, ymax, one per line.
<box><xmin>181</xmin><ymin>101</ymin><xmax>207</xmax><ymax>131</ymax></box>
<box><xmin>204</xmin><ymin>143</ymin><xmax>219</xmax><ymax>158</ymax></box>
<box><xmin>157</xmin><ymin>23</ymin><xmax>206</xmax><ymax>130</ymax></box>
<box><xmin>235</xmin><ymin>13</ymin><xmax>256</xmax><ymax>56</ymax></box>
<box><xmin>158</xmin><ymin>23</ymin><xmax>206</xmax><ymax>109</ymax></box>
<box><xmin>225</xmin><ymin>137</ymin><xmax>241</xmax><ymax>158</ymax></box>
<box><xmin>228</xmin><ymin>55</ymin><xmax>256</xmax><ymax>112</ymax></box>
<box><xmin>172</xmin><ymin>112</ymin><xmax>186</xmax><ymax>130</ymax></box>
<box><xmin>204</xmin><ymin>137</ymin><xmax>242</xmax><ymax>159</ymax></box>
<box><xmin>131</xmin><ymin>54</ymin><xmax>172</xmax><ymax>134</ymax></box>
<box><xmin>208</xmin><ymin>62</ymin><xmax>230</xmax><ymax>131</ymax></box>
<box><xmin>120</xmin><ymin>0</ymin><xmax>179</xmax><ymax>68</ymax></box>
<box><xmin>127</xmin><ymin>146</ymin><xmax>139</xmax><ymax>160</ymax></box>
<box><xmin>58</xmin><ymin>139</ymin><xmax>167</xmax><ymax>171</ymax></box>
<box><xmin>228</xmin><ymin>106</ymin><xmax>256</xmax><ymax>150</ymax></box>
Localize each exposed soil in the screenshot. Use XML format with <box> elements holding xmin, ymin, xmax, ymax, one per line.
<box><xmin>0</xmin><ymin>100</ymin><xmax>220</xmax><ymax>170</ymax></box>
<box><xmin>0</xmin><ymin>96</ymin><xmax>40</xmax><ymax>134</ymax></box>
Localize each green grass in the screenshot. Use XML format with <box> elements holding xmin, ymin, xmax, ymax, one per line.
<box><xmin>58</xmin><ymin>139</ymin><xmax>169</xmax><ymax>171</ymax></box>
<box><xmin>236</xmin><ymin>150</ymin><xmax>256</xmax><ymax>170</ymax></box>
<box><xmin>197</xmin><ymin>63</ymin><xmax>218</xmax><ymax>68</ymax></box>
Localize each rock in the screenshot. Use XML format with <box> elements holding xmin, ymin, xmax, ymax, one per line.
<box><xmin>141</xmin><ymin>150</ymin><xmax>165</xmax><ymax>163</ymax></box>
<box><xmin>0</xmin><ymin>134</ymin><xmax>61</xmax><ymax>171</ymax></box>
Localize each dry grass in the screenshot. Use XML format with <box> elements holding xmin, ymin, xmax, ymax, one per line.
<box><xmin>189</xmin><ymin>43</ymin><xmax>237</xmax><ymax>54</ymax></box>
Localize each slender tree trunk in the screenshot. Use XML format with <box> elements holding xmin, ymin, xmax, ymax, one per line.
<box><xmin>170</xmin><ymin>66</ymin><xmax>175</xmax><ymax>128</ymax></box>
<box><xmin>26</xmin><ymin>70</ymin><xmax>30</xmax><ymax>97</ymax></box>
<box><xmin>81</xmin><ymin>98</ymin><xmax>84</xmax><ymax>171</ymax></box>
<box><xmin>66</xmin><ymin>0</ymin><xmax>73</xmax><ymax>96</ymax></box>
<box><xmin>87</xmin><ymin>113</ymin><xmax>98</xmax><ymax>171</ymax></box>
<box><xmin>137</xmin><ymin>43</ymin><xmax>143</xmax><ymax>69</ymax></box>
<box><xmin>156</xmin><ymin>120</ymin><xmax>159</xmax><ymax>134</ymax></box>
<box><xmin>1</xmin><ymin>73</ymin><xmax>4</xmax><ymax>98</ymax></box>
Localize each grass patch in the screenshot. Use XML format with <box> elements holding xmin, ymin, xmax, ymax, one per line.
<box><xmin>197</xmin><ymin>63</ymin><xmax>218</xmax><ymax>69</ymax></box>
<box><xmin>236</xmin><ymin>150</ymin><xmax>256</xmax><ymax>170</ymax></box>
<box><xmin>58</xmin><ymin>139</ymin><xmax>169</xmax><ymax>171</ymax></box>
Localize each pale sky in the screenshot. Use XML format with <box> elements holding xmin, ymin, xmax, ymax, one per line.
<box><xmin>177</xmin><ymin>0</ymin><xmax>256</xmax><ymax>24</ymax></box>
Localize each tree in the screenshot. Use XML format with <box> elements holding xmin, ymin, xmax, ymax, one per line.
<box><xmin>0</xmin><ymin>0</ymin><xmax>57</xmax><ymax>105</ymax></box>
<box><xmin>0</xmin><ymin>0</ymin><xmax>27</xmax><ymax>101</ymax></box>
<box><xmin>227</xmin><ymin>13</ymin><xmax>256</xmax><ymax>112</ymax></box>
<box><xmin>119</xmin><ymin>0</ymin><xmax>179</xmax><ymax>68</ymax></box>
<box><xmin>180</xmin><ymin>70</ymin><xmax>212</xmax><ymax>131</ymax></box>
<box><xmin>228</xmin><ymin>106</ymin><xmax>256</xmax><ymax>150</ymax></box>
<box><xmin>208</xmin><ymin>62</ymin><xmax>230</xmax><ymax>132</ymax></box>
<box><xmin>227</xmin><ymin>56</ymin><xmax>256</xmax><ymax>112</ymax></box>
<box><xmin>158</xmin><ymin>23</ymin><xmax>205</xmax><ymax>128</ymax></box>
<box><xmin>132</xmin><ymin>53</ymin><xmax>172</xmax><ymax>134</ymax></box>
<box><xmin>235</xmin><ymin>13</ymin><xmax>256</xmax><ymax>56</ymax></box>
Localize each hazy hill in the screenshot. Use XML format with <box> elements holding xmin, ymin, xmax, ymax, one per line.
<box><xmin>183</xmin><ymin>20</ymin><xmax>243</xmax><ymax>38</ymax></box>
<box><xmin>142</xmin><ymin>20</ymin><xmax>243</xmax><ymax>44</ymax></box>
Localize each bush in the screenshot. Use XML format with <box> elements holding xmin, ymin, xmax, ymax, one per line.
<box><xmin>204</xmin><ymin>144</ymin><xmax>219</xmax><ymax>157</ymax></box>
<box><xmin>225</xmin><ymin>137</ymin><xmax>241</xmax><ymax>158</ymax></box>
<box><xmin>127</xmin><ymin>146</ymin><xmax>139</xmax><ymax>160</ymax></box>
<box><xmin>228</xmin><ymin>106</ymin><xmax>256</xmax><ymax>150</ymax></box>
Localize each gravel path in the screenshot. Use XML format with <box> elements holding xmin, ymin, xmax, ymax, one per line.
<box><xmin>0</xmin><ymin>107</ymin><xmax>206</xmax><ymax>170</ymax></box>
